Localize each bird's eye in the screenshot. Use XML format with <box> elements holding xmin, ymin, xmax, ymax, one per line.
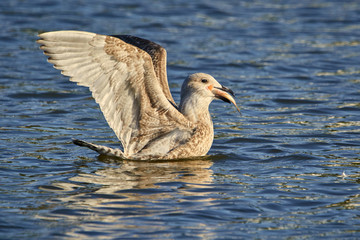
<box><xmin>201</xmin><ymin>79</ymin><xmax>208</xmax><ymax>83</ymax></box>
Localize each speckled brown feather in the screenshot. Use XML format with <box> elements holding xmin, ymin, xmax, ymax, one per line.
<box><xmin>112</xmin><ymin>35</ymin><xmax>174</xmax><ymax>106</ymax></box>
<box><xmin>37</xmin><ymin>31</ymin><xmax>238</xmax><ymax>160</ymax></box>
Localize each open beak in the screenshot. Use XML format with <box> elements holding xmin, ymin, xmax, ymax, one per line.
<box><xmin>212</xmin><ymin>85</ymin><xmax>240</xmax><ymax>114</ymax></box>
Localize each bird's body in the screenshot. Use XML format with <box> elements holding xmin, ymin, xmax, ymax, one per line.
<box><xmin>38</xmin><ymin>31</ymin><xmax>239</xmax><ymax>160</ymax></box>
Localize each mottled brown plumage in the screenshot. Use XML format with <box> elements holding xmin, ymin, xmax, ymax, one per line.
<box><xmin>37</xmin><ymin>30</ymin><xmax>239</xmax><ymax>160</ymax></box>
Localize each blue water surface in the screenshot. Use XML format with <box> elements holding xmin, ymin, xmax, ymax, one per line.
<box><xmin>1</xmin><ymin>0</ymin><xmax>360</xmax><ymax>239</ymax></box>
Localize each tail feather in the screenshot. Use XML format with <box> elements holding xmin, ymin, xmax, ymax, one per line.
<box><xmin>72</xmin><ymin>139</ymin><xmax>125</xmax><ymax>158</ymax></box>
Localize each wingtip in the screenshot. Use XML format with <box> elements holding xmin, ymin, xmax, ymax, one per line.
<box><xmin>72</xmin><ymin>138</ymin><xmax>88</xmax><ymax>146</ymax></box>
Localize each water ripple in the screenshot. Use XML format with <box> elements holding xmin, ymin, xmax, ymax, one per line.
<box><xmin>1</xmin><ymin>0</ymin><xmax>360</xmax><ymax>239</ymax></box>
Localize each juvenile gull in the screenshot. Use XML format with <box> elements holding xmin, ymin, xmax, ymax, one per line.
<box><xmin>37</xmin><ymin>30</ymin><xmax>240</xmax><ymax>160</ymax></box>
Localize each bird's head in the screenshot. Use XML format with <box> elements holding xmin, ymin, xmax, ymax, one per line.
<box><xmin>180</xmin><ymin>73</ymin><xmax>240</xmax><ymax>113</ymax></box>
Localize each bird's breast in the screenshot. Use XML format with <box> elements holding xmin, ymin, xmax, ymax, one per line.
<box><xmin>163</xmin><ymin>117</ymin><xmax>214</xmax><ymax>159</ymax></box>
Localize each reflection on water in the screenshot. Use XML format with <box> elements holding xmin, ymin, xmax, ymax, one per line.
<box><xmin>40</xmin><ymin>157</ymin><xmax>213</xmax><ymax>211</ymax></box>
<box><xmin>38</xmin><ymin>158</ymin><xmax>215</xmax><ymax>238</ymax></box>
<box><xmin>72</xmin><ymin>157</ymin><xmax>213</xmax><ymax>191</ymax></box>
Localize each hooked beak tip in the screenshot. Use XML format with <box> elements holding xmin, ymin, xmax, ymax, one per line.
<box><xmin>212</xmin><ymin>86</ymin><xmax>241</xmax><ymax>114</ymax></box>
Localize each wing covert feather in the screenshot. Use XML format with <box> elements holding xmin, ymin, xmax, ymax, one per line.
<box><xmin>112</xmin><ymin>35</ymin><xmax>174</xmax><ymax>105</ymax></box>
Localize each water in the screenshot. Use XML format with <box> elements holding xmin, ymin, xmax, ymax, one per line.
<box><xmin>1</xmin><ymin>0</ymin><xmax>360</xmax><ymax>239</ymax></box>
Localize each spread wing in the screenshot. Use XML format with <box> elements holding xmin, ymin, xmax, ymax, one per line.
<box><xmin>37</xmin><ymin>30</ymin><xmax>194</xmax><ymax>156</ymax></box>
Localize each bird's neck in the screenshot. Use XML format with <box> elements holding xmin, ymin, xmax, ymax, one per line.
<box><xmin>179</xmin><ymin>95</ymin><xmax>212</xmax><ymax>124</ymax></box>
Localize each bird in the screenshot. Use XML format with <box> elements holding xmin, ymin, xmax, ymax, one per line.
<box><xmin>37</xmin><ymin>30</ymin><xmax>240</xmax><ymax>160</ymax></box>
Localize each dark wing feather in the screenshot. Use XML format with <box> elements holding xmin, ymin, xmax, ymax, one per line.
<box><xmin>112</xmin><ymin>35</ymin><xmax>175</xmax><ymax>105</ymax></box>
